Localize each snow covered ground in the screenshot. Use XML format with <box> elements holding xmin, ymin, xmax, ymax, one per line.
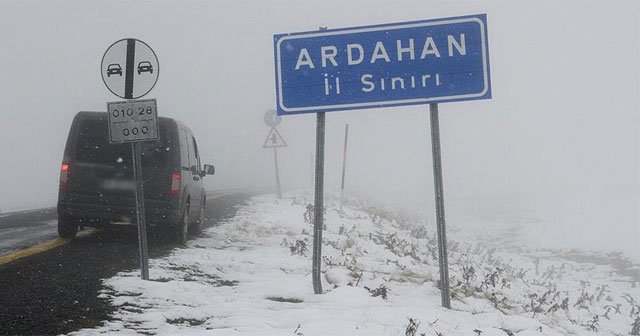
<box><xmin>73</xmin><ymin>192</ymin><xmax>640</xmax><ymax>336</ymax></box>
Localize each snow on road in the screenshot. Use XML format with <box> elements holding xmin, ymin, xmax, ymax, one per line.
<box><xmin>73</xmin><ymin>193</ymin><xmax>640</xmax><ymax>336</ymax></box>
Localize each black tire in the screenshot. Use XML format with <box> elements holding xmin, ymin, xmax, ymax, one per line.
<box><xmin>191</xmin><ymin>201</ymin><xmax>205</xmax><ymax>235</ymax></box>
<box><xmin>58</xmin><ymin>215</ymin><xmax>78</xmax><ymax>239</ymax></box>
<box><xmin>174</xmin><ymin>207</ymin><xmax>189</xmax><ymax>244</ymax></box>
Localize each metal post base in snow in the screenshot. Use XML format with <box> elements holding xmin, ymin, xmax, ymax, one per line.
<box><xmin>429</xmin><ymin>103</ymin><xmax>451</xmax><ymax>308</ymax></box>
<box><xmin>132</xmin><ymin>142</ymin><xmax>150</xmax><ymax>280</ymax></box>
<box><xmin>312</xmin><ymin>112</ymin><xmax>325</xmax><ymax>294</ymax></box>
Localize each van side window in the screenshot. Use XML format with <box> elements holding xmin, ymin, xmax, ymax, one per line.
<box><xmin>192</xmin><ymin>137</ymin><xmax>201</xmax><ymax>172</ymax></box>
<box><xmin>187</xmin><ymin>132</ymin><xmax>198</xmax><ymax>172</ymax></box>
<box><xmin>179</xmin><ymin>128</ymin><xmax>189</xmax><ymax>169</ymax></box>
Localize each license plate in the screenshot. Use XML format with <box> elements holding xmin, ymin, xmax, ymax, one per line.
<box><xmin>102</xmin><ymin>179</ymin><xmax>135</xmax><ymax>191</ymax></box>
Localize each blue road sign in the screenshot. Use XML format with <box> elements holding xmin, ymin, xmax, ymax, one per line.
<box><xmin>274</xmin><ymin>14</ymin><xmax>491</xmax><ymax>115</ymax></box>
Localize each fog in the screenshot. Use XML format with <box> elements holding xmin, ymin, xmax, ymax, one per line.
<box><xmin>0</xmin><ymin>1</ymin><xmax>638</xmax><ymax>260</ymax></box>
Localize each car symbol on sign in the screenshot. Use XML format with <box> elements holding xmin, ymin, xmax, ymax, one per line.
<box><xmin>137</xmin><ymin>61</ymin><xmax>153</xmax><ymax>75</ymax></box>
<box><xmin>106</xmin><ymin>64</ymin><xmax>122</xmax><ymax>77</ymax></box>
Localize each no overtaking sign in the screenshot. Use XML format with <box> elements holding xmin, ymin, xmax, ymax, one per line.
<box><xmin>102</xmin><ymin>38</ymin><xmax>160</xmax><ymax>144</ymax></box>
<box><xmin>102</xmin><ymin>38</ymin><xmax>159</xmax><ymax>100</ymax></box>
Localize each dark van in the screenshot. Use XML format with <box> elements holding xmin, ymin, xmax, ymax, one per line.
<box><xmin>57</xmin><ymin>112</ymin><xmax>215</xmax><ymax>243</ymax></box>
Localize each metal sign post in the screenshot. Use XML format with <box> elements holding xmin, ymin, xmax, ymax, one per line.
<box><xmin>273</xmin><ymin>16</ymin><xmax>491</xmax><ymax>302</ymax></box>
<box><xmin>263</xmin><ymin>110</ymin><xmax>284</xmax><ymax>199</ymax></box>
<box><xmin>103</xmin><ymin>38</ymin><xmax>160</xmax><ymax>281</ymax></box>
<box><xmin>312</xmin><ymin>111</ymin><xmax>325</xmax><ymax>294</ymax></box>
<box><xmin>340</xmin><ymin>124</ymin><xmax>349</xmax><ymax>211</ymax></box>
<box><xmin>262</xmin><ymin>114</ymin><xmax>287</xmax><ymax>200</ymax></box>
<box><xmin>310</xmin><ymin>26</ymin><xmax>329</xmax><ymax>295</ymax></box>
<box><xmin>429</xmin><ymin>103</ymin><xmax>451</xmax><ymax>308</ymax></box>
<box><xmin>273</xmin><ymin>144</ymin><xmax>282</xmax><ymax>200</ymax></box>
<box><xmin>106</xmin><ymin>99</ymin><xmax>158</xmax><ymax>281</ymax></box>
<box><xmin>132</xmin><ymin>142</ymin><xmax>150</xmax><ymax>280</ymax></box>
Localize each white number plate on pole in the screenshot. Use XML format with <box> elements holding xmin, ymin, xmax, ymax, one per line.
<box><xmin>107</xmin><ymin>99</ymin><xmax>159</xmax><ymax>143</ymax></box>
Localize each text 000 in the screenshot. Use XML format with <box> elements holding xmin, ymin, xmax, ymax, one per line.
<box><xmin>122</xmin><ymin>126</ymin><xmax>150</xmax><ymax>137</ymax></box>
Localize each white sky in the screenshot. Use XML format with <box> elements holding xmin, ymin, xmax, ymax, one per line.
<box><xmin>0</xmin><ymin>0</ymin><xmax>638</xmax><ymax>257</ymax></box>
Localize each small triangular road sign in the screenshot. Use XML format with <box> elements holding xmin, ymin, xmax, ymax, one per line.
<box><xmin>263</xmin><ymin>127</ymin><xmax>287</xmax><ymax>148</ymax></box>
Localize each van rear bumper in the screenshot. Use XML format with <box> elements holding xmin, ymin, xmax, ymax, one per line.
<box><xmin>57</xmin><ymin>202</ymin><xmax>181</xmax><ymax>227</ymax></box>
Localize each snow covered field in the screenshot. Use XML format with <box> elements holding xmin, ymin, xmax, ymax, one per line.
<box><xmin>73</xmin><ymin>193</ymin><xmax>640</xmax><ymax>336</ymax></box>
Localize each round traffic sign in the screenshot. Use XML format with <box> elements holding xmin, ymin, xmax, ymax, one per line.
<box><xmin>101</xmin><ymin>38</ymin><xmax>159</xmax><ymax>99</ymax></box>
<box><xmin>264</xmin><ymin>109</ymin><xmax>281</xmax><ymax>128</ymax></box>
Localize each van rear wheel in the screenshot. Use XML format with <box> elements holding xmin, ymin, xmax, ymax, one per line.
<box><xmin>58</xmin><ymin>215</ymin><xmax>78</xmax><ymax>239</ymax></box>
<box><xmin>191</xmin><ymin>201</ymin><xmax>205</xmax><ymax>234</ymax></box>
<box><xmin>174</xmin><ymin>208</ymin><xmax>189</xmax><ymax>244</ymax></box>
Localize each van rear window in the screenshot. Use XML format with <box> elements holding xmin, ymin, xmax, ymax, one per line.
<box><xmin>75</xmin><ymin>119</ymin><xmax>170</xmax><ymax>167</ymax></box>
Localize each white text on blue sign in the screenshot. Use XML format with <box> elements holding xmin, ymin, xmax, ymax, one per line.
<box><xmin>274</xmin><ymin>14</ymin><xmax>491</xmax><ymax>115</ymax></box>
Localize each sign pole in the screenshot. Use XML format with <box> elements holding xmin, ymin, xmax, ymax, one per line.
<box><xmin>103</xmin><ymin>38</ymin><xmax>159</xmax><ymax>282</ymax></box>
<box><xmin>311</xmin><ymin>26</ymin><xmax>329</xmax><ymax>295</ymax></box>
<box><xmin>132</xmin><ymin>142</ymin><xmax>150</xmax><ymax>280</ymax></box>
<box><xmin>340</xmin><ymin>124</ymin><xmax>349</xmax><ymax>211</ymax></box>
<box><xmin>429</xmin><ymin>103</ymin><xmax>451</xmax><ymax>308</ymax></box>
<box><xmin>263</xmin><ymin>110</ymin><xmax>284</xmax><ymax>200</ymax></box>
<box><xmin>273</xmin><ymin>143</ymin><xmax>283</xmax><ymax>200</ymax></box>
<box><xmin>312</xmin><ymin>111</ymin><xmax>326</xmax><ymax>294</ymax></box>
<box><xmin>124</xmin><ymin>39</ymin><xmax>135</xmax><ymax>99</ymax></box>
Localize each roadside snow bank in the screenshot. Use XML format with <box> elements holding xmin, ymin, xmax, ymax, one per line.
<box><xmin>73</xmin><ymin>192</ymin><xmax>639</xmax><ymax>336</ymax></box>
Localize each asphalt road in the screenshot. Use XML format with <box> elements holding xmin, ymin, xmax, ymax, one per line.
<box><xmin>0</xmin><ymin>208</ymin><xmax>58</xmax><ymax>256</ymax></box>
<box><xmin>0</xmin><ymin>192</ymin><xmax>252</xmax><ymax>336</ymax></box>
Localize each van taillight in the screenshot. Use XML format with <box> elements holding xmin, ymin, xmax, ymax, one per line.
<box><xmin>170</xmin><ymin>172</ymin><xmax>181</xmax><ymax>198</ymax></box>
<box><xmin>60</xmin><ymin>162</ymin><xmax>70</xmax><ymax>192</ymax></box>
